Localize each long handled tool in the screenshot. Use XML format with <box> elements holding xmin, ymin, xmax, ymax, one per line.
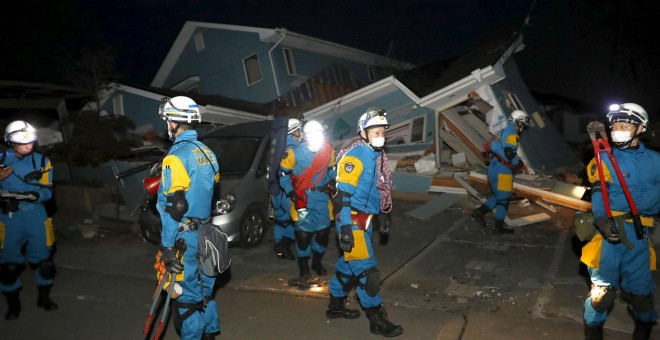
<box><xmin>586</xmin><ymin>121</ymin><xmax>644</xmax><ymax>239</ymax></box>
<box><xmin>143</xmin><ymin>238</ymin><xmax>187</xmax><ymax>339</ymax></box>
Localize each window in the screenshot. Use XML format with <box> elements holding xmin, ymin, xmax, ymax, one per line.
<box><xmin>243</xmin><ymin>54</ymin><xmax>263</xmax><ymax>86</ymax></box>
<box><xmin>194</xmin><ymin>31</ymin><xmax>205</xmax><ymax>52</ymax></box>
<box><xmin>283</xmin><ymin>48</ymin><xmax>296</xmax><ymax>75</ymax></box>
<box><xmin>384</xmin><ymin>116</ymin><xmax>426</xmax><ymax>145</ymax></box>
<box><xmin>112</xmin><ymin>94</ymin><xmax>124</xmax><ymax>116</ymax></box>
<box><xmin>410</xmin><ymin>117</ymin><xmax>425</xmax><ymax>143</ymax></box>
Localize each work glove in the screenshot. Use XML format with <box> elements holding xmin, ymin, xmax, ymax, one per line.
<box><xmin>25</xmin><ymin>191</ymin><xmax>39</xmax><ymax>201</ymax></box>
<box><xmin>338</xmin><ymin>224</ymin><xmax>354</xmax><ymax>253</ymax></box>
<box><xmin>595</xmin><ymin>216</ymin><xmax>620</xmax><ymax>243</ymax></box>
<box><xmin>377</xmin><ymin>213</ymin><xmax>391</xmax><ymax>234</ymax></box>
<box><xmin>161</xmin><ymin>247</ymin><xmax>184</xmax><ymax>274</ymax></box>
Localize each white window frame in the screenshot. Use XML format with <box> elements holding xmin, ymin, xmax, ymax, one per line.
<box><xmin>506</xmin><ymin>92</ymin><xmax>525</xmax><ymax>112</ymax></box>
<box><xmin>243</xmin><ymin>53</ymin><xmax>263</xmax><ymax>86</ymax></box>
<box><xmin>171</xmin><ymin>76</ymin><xmax>200</xmax><ymax>93</ymax></box>
<box><xmin>385</xmin><ymin>115</ymin><xmax>426</xmax><ymax>145</ymax></box>
<box><xmin>194</xmin><ymin>31</ymin><xmax>205</xmax><ymax>52</ymax></box>
<box><xmin>283</xmin><ymin>48</ymin><xmax>297</xmax><ymax>75</ymax></box>
<box><xmin>112</xmin><ymin>94</ymin><xmax>124</xmax><ymax>116</ymax></box>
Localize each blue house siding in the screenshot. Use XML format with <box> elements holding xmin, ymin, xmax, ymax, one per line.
<box><xmin>160</xmin><ymin>27</ymin><xmax>395</xmax><ymax>105</ymax></box>
<box><xmin>100</xmin><ymin>91</ymin><xmax>163</xmax><ymax>133</ymax></box>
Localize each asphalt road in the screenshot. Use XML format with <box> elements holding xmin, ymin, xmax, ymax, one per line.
<box><xmin>2</xmin><ymin>197</ymin><xmax>656</xmax><ymax>339</ymax></box>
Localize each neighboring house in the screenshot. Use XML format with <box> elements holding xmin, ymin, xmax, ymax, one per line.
<box><xmin>533</xmin><ymin>93</ymin><xmax>600</xmax><ymax>144</ymax></box>
<box><xmin>305</xmin><ymin>33</ymin><xmax>579</xmax><ymax>174</ymax></box>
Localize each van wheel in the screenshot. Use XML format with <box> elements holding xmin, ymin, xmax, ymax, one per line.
<box><xmin>239</xmin><ymin>206</ymin><xmax>266</xmax><ymax>248</ymax></box>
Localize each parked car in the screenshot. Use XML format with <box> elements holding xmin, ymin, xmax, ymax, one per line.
<box><xmin>139</xmin><ymin>120</ymin><xmax>273</xmax><ymax>248</ymax></box>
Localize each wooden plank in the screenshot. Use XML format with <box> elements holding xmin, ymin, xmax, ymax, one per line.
<box><xmin>453</xmin><ymin>175</ymin><xmax>516</xmax><ymax>227</ymax></box>
<box><xmin>534</xmin><ymin>200</ymin><xmax>558</xmax><ymax>213</ymax></box>
<box><xmin>439</xmin><ymin>123</ymin><xmax>485</xmax><ymax>166</ymax></box>
<box><xmin>468</xmin><ymin>172</ymin><xmax>592</xmax><ymax>212</ymax></box>
<box><xmin>406</xmin><ymin>194</ymin><xmax>464</xmax><ymax>220</ymax></box>
<box><xmin>440</xmin><ymin>108</ymin><xmax>489</xmax><ymax>154</ymax></box>
<box><xmin>429</xmin><ymin>185</ymin><xmax>468</xmax><ymax>195</ymax></box>
<box><xmin>507</xmin><ymin>213</ymin><xmax>551</xmax><ymax>227</ymax></box>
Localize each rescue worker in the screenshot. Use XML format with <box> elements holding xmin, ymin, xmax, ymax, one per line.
<box><xmin>271</xmin><ymin>118</ymin><xmax>303</xmax><ymax>260</ymax></box>
<box><xmin>337</xmin><ymin>112</ymin><xmax>394</xmax><ymax>244</ymax></box>
<box><xmin>582</xmin><ymin>103</ymin><xmax>660</xmax><ymax>339</ymax></box>
<box><xmin>471</xmin><ymin>109</ymin><xmax>530</xmax><ymax>234</ymax></box>
<box><xmin>156</xmin><ymin>96</ymin><xmax>221</xmax><ymax>339</ymax></box>
<box><xmin>328</xmin><ymin>107</ymin><xmax>403</xmax><ymax>337</ymax></box>
<box><xmin>280</xmin><ymin>120</ymin><xmax>336</xmax><ymax>285</ymax></box>
<box><xmin>0</xmin><ymin>120</ymin><xmax>56</xmax><ymax>320</ymax></box>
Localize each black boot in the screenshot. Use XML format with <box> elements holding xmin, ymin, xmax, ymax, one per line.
<box><xmin>365</xmin><ymin>305</ymin><xmax>403</xmax><ymax>337</ymax></box>
<box><xmin>4</xmin><ymin>290</ymin><xmax>21</xmax><ymax>320</ymax></box>
<box><xmin>274</xmin><ymin>238</ymin><xmax>295</xmax><ymax>261</ymax></box>
<box><xmin>633</xmin><ymin>319</ymin><xmax>655</xmax><ymax>340</ymax></box>
<box><xmin>470</xmin><ymin>204</ymin><xmax>490</xmax><ymax>228</ymax></box>
<box><xmin>311</xmin><ymin>252</ymin><xmax>327</xmax><ymax>275</ymax></box>
<box><xmin>584</xmin><ymin>323</ymin><xmax>603</xmax><ymax>340</ymax></box>
<box><xmin>493</xmin><ymin>219</ymin><xmax>514</xmax><ymax>234</ymax></box>
<box><xmin>326</xmin><ymin>296</ymin><xmax>360</xmax><ymax>319</ymax></box>
<box><xmin>37</xmin><ymin>285</ymin><xmax>58</xmax><ymax>311</ymax></box>
<box><xmin>298</xmin><ymin>257</ymin><xmax>311</xmax><ymax>278</ymax></box>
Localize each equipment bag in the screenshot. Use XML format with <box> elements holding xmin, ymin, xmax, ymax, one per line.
<box><xmin>197</xmin><ymin>222</ymin><xmax>231</xmax><ymax>276</ymax></box>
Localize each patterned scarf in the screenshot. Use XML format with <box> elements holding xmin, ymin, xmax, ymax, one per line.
<box><xmin>336</xmin><ymin>140</ymin><xmax>393</xmax><ymax>213</ymax></box>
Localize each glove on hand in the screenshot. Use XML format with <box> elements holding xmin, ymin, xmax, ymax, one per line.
<box><xmin>377</xmin><ymin>213</ymin><xmax>391</xmax><ymax>234</ymax></box>
<box><xmin>595</xmin><ymin>216</ymin><xmax>620</xmax><ymax>243</ymax></box>
<box><xmin>339</xmin><ymin>225</ymin><xmax>354</xmax><ymax>253</ymax></box>
<box><xmin>26</xmin><ymin>191</ymin><xmax>39</xmax><ymax>201</ymax></box>
<box><xmin>161</xmin><ymin>247</ymin><xmax>183</xmax><ymax>274</ymax></box>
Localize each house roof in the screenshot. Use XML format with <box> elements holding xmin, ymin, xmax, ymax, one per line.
<box><xmin>152</xmin><ymin>21</ymin><xmax>413</xmax><ymax>88</ymax></box>
<box><xmin>396</xmin><ymin>33</ymin><xmax>519</xmax><ymax>98</ymax></box>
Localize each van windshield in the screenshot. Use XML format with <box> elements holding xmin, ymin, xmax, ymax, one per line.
<box><xmin>204</xmin><ymin>136</ymin><xmax>262</xmax><ymax>176</ymax></box>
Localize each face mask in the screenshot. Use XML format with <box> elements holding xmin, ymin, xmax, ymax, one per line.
<box><xmin>611</xmin><ymin>130</ymin><xmax>633</xmax><ymax>143</ymax></box>
<box><xmin>370</xmin><ymin>137</ymin><xmax>385</xmax><ymax>148</ymax></box>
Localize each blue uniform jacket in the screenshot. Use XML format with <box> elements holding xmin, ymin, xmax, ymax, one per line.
<box><xmin>336</xmin><ymin>141</ymin><xmax>381</xmax><ymax>230</ymax></box>
<box><xmin>0</xmin><ymin>150</ymin><xmax>53</xmax><ymax>202</ymax></box>
<box><xmin>156</xmin><ymin>130</ymin><xmax>219</xmax><ymax>248</ymax></box>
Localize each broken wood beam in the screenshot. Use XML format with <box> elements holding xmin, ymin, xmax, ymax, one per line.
<box><xmin>534</xmin><ymin>200</ymin><xmax>558</xmax><ymax>213</ymax></box>
<box><xmin>468</xmin><ymin>172</ymin><xmax>591</xmax><ymax>212</ymax></box>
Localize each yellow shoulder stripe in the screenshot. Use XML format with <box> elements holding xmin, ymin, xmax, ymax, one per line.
<box><xmin>505</xmin><ymin>134</ymin><xmax>519</xmax><ymax>146</ymax></box>
<box><xmin>586</xmin><ymin>158</ymin><xmax>612</xmax><ymax>184</ymax></box>
<box><xmin>281</xmin><ymin>148</ymin><xmax>296</xmax><ymax>170</ymax></box>
<box><xmin>162</xmin><ymin>155</ymin><xmax>190</xmax><ymax>194</ymax></box>
<box><xmin>338</xmin><ymin>155</ymin><xmax>363</xmax><ymax>187</ymax></box>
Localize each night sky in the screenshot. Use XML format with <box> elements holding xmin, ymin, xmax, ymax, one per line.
<box><xmin>3</xmin><ymin>0</ymin><xmax>659</xmax><ymax>118</ymax></box>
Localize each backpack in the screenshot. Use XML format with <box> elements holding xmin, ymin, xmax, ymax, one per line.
<box><xmin>197</xmin><ymin>222</ymin><xmax>231</xmax><ymax>276</ymax></box>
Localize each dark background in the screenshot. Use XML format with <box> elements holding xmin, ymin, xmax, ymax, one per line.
<box><xmin>2</xmin><ymin>0</ymin><xmax>659</xmax><ymax>117</ymax></box>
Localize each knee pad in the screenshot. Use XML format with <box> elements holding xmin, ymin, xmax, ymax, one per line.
<box><xmin>621</xmin><ymin>290</ymin><xmax>655</xmax><ymax>314</ymax></box>
<box><xmin>0</xmin><ymin>263</ymin><xmax>26</xmax><ymax>285</ymax></box>
<box><xmin>590</xmin><ymin>285</ymin><xmax>616</xmax><ymax>313</ymax></box>
<box><xmin>362</xmin><ymin>267</ymin><xmax>380</xmax><ymax>297</ymax></box>
<box><xmin>35</xmin><ymin>260</ymin><xmax>56</xmax><ymax>280</ymax></box>
<box><xmin>315</xmin><ymin>228</ymin><xmax>330</xmax><ymax>248</ymax></box>
<box><xmin>296</xmin><ymin>231</ymin><xmax>313</xmax><ymax>251</ymax></box>
<box><xmin>334</xmin><ymin>271</ymin><xmax>357</xmax><ymax>293</ymax></box>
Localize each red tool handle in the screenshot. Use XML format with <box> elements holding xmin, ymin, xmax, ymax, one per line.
<box><xmin>592</xmin><ymin>141</ymin><xmax>613</xmax><ymax>218</ymax></box>
<box><xmin>143</xmin><ymin>314</ymin><xmax>154</xmax><ymax>335</ymax></box>
<box><xmin>153</xmin><ymin>321</ymin><xmax>165</xmax><ymax>340</ymax></box>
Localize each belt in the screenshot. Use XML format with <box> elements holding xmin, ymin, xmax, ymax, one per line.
<box><xmin>611</xmin><ymin>211</ymin><xmax>657</xmax><ymax>227</ymax></box>
<box><xmin>308</xmin><ymin>185</ymin><xmax>327</xmax><ymax>192</ymax></box>
<box><xmin>177</xmin><ymin>218</ymin><xmax>208</xmax><ymax>234</ymax></box>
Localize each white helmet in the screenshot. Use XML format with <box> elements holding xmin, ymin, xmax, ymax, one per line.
<box><xmin>287</xmin><ymin>118</ymin><xmax>303</xmax><ymax>134</ymax></box>
<box><xmin>510</xmin><ymin>110</ymin><xmax>530</xmax><ymax>127</ymax></box>
<box><xmin>158</xmin><ymin>96</ymin><xmax>201</xmax><ymax>123</ymax></box>
<box><xmin>357</xmin><ymin>107</ymin><xmax>389</xmax><ymax>134</ymax></box>
<box><xmin>302</xmin><ymin>120</ymin><xmax>325</xmax><ymax>152</ymax></box>
<box><xmin>607</xmin><ymin>103</ymin><xmax>648</xmax><ymax>126</ymax></box>
<box><xmin>5</xmin><ymin>120</ymin><xmax>37</xmax><ymax>144</ymax></box>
